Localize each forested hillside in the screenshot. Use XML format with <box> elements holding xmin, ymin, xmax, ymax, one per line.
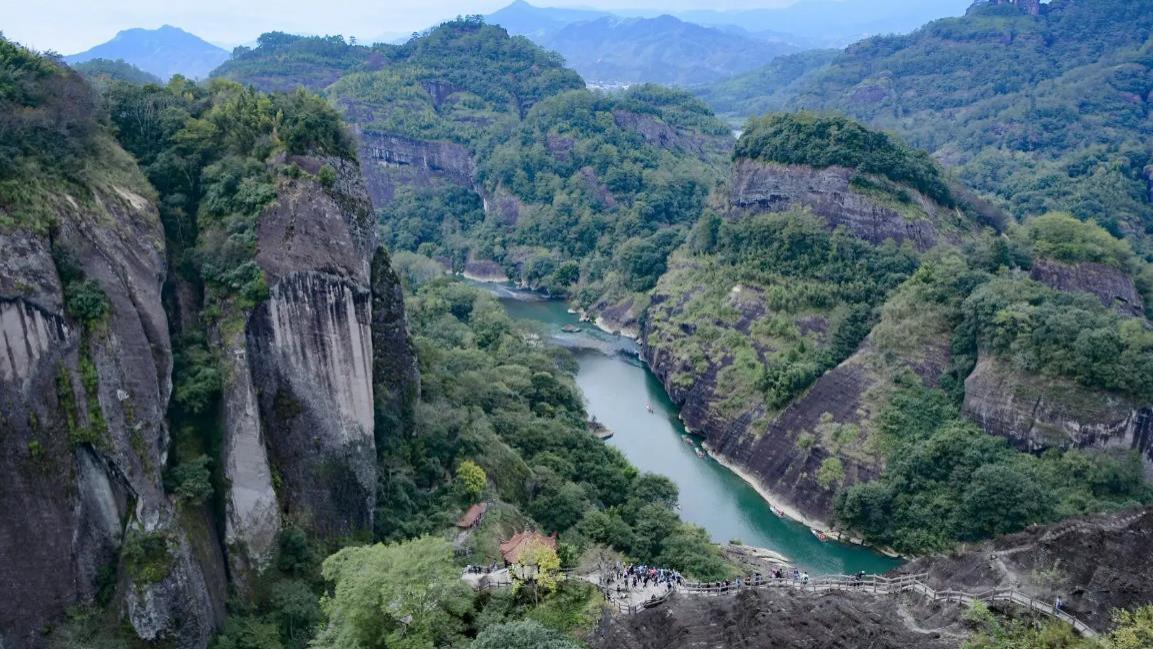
<box><xmin>216</xmin><ymin>19</ymin><xmax>734</xmax><ymax>334</ymax></box>
<box><xmin>696</xmin><ymin>0</ymin><xmax>1153</xmax><ymax>256</ymax></box>
<box><xmin>6</xmin><ymin>4</ymin><xmax>1153</xmax><ymax>647</ymax></box>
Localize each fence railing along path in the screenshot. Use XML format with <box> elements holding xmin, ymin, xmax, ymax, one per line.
<box><xmin>663</xmin><ymin>573</ymin><xmax>1096</xmax><ymax>637</ymax></box>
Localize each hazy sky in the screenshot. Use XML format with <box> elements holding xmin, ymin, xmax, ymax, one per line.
<box><xmin>2</xmin><ymin>0</ymin><xmax>801</xmax><ymax>54</ymax></box>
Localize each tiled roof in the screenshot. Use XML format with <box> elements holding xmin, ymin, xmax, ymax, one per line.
<box><xmin>456</xmin><ymin>502</ymin><xmax>488</xmax><ymax>528</ymax></box>
<box><xmin>499</xmin><ymin>530</ymin><xmax>557</xmax><ymax>564</ymax></box>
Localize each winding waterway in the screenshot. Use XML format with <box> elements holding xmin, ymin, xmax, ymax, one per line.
<box><xmin>488</xmin><ymin>285</ymin><xmax>902</xmax><ymax>575</ymax></box>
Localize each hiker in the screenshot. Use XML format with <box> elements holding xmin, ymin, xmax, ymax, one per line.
<box><xmin>1055</xmin><ymin>596</ymin><xmax>1064</xmax><ymax>611</ymax></box>
<box><xmin>801</xmin><ymin>571</ymin><xmax>810</xmax><ymax>585</ymax></box>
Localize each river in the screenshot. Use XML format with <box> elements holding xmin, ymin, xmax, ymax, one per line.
<box><xmin>488</xmin><ymin>285</ymin><xmax>901</xmax><ymax>575</ymax></box>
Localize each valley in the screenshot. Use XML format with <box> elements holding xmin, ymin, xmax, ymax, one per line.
<box><xmin>1</xmin><ymin>1</ymin><xmax>1152</xmax><ymax>648</ymax></box>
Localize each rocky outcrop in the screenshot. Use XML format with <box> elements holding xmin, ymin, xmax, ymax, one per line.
<box><xmin>612</xmin><ymin>109</ymin><xmax>734</xmax><ymax>160</ymax></box>
<box><xmin>0</xmin><ymin>187</ymin><xmax>221</xmax><ymax>648</ymax></box>
<box><xmin>963</xmin><ymin>354</ymin><xmax>1153</xmax><ymax>474</ymax></box>
<box><xmin>1029</xmin><ymin>258</ymin><xmax>1146</xmax><ymax>317</ymax></box>
<box><xmin>728</xmin><ymin>160</ymin><xmax>965</xmax><ymax>251</ymax></box>
<box><xmin>901</xmin><ymin>506</ymin><xmax>1153</xmax><ymax>632</ymax></box>
<box><xmin>592</xmin><ymin>588</ymin><xmax>967</xmax><ymax>649</ymax></box>
<box><xmin>355</xmin><ymin>129</ymin><xmax>476</xmax><ymax>205</ymax></box>
<box><xmin>221</xmin><ymin>155</ymin><xmax>413</xmax><ymax>579</ymax></box>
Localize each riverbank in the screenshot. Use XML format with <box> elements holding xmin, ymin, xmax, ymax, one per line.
<box><xmin>704</xmin><ymin>444</ymin><xmax>901</xmax><ymax>558</ymax></box>
<box><xmin>480</xmin><ymin>281</ymin><xmax>901</xmax><ymax>574</ymax></box>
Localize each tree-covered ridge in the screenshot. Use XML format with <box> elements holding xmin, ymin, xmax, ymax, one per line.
<box><xmin>71</xmin><ymin>58</ymin><xmax>162</xmax><ymax>86</ymax></box>
<box><xmin>696</xmin><ymin>0</ymin><xmax>1153</xmax><ymax>255</ymax></box>
<box><xmin>376</xmin><ymin>81</ymin><xmax>731</xmax><ymax>301</ymax></box>
<box><xmin>734</xmin><ymin>112</ymin><xmax>954</xmax><ymax>207</ymax></box>
<box><xmin>103</xmin><ymin>77</ymin><xmax>355</xmax><ymax>316</ymax></box>
<box><xmin>212</xmin><ymin>32</ymin><xmax>379</xmax><ymax>92</ymax></box>
<box><xmin>214</xmin><ymin>19</ymin><xmax>585</xmax><ymax>139</ymax></box>
<box><xmin>649</xmin><ymin>210</ymin><xmax>919</xmax><ymax>423</ymax></box>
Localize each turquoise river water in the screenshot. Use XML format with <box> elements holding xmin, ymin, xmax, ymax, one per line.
<box><xmin>490</xmin><ymin>286</ymin><xmax>901</xmax><ymax>575</ymax></box>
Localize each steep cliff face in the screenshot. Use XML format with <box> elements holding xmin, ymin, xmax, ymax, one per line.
<box><xmin>728</xmin><ymin>160</ymin><xmax>967</xmax><ymax>251</ymax></box>
<box><xmin>1029</xmin><ymin>257</ymin><xmax>1146</xmax><ymax>317</ymax></box>
<box><xmin>963</xmin><ymin>354</ymin><xmax>1153</xmax><ymax>474</ymax></box>
<box><xmin>355</xmin><ymin>129</ymin><xmax>477</xmax><ymax>205</ymax></box>
<box><xmin>644</xmin><ymin>257</ymin><xmax>955</xmax><ymax>525</ymax></box>
<box><xmin>0</xmin><ymin>187</ymin><xmax>221</xmax><ymax>648</ymax></box>
<box><xmin>221</xmin><ymin>155</ymin><xmax>418</xmax><ymax>578</ymax></box>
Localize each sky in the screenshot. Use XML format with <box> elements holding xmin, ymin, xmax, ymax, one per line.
<box><xmin>1</xmin><ymin>0</ymin><xmax>801</xmax><ymax>54</ymax></box>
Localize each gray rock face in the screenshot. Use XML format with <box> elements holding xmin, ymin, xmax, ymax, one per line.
<box><xmin>247</xmin><ymin>273</ymin><xmax>376</xmax><ymax>536</ymax></box>
<box><xmin>728</xmin><ymin>160</ymin><xmax>957</xmax><ymax>250</ymax></box>
<box><xmin>220</xmin><ymin>327</ymin><xmax>282</xmax><ymax>578</ymax></box>
<box><xmin>371</xmin><ymin>249</ymin><xmax>420</xmax><ymax>441</ymax></box>
<box><xmin>0</xmin><ymin>188</ymin><xmax>220</xmax><ymax>648</ymax></box>
<box><xmin>355</xmin><ymin>130</ymin><xmax>476</xmax><ymax>205</ymax></box>
<box><xmin>644</xmin><ymin>327</ymin><xmax>885</xmax><ymax>525</ymax></box>
<box><xmin>1029</xmin><ymin>258</ymin><xmax>1146</xmax><ymax>317</ymax></box>
<box><xmin>963</xmin><ymin>354</ymin><xmax>1153</xmax><ymax>474</ymax></box>
<box><xmin>221</xmin><ymin>155</ymin><xmax>418</xmax><ymax>582</ymax></box>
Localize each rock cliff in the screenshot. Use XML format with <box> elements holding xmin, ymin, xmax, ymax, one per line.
<box><xmin>354</xmin><ymin>129</ymin><xmax>477</xmax><ymax>205</ymax></box>
<box><xmin>221</xmin><ymin>155</ymin><xmax>418</xmax><ymax>579</ymax></box>
<box><xmin>728</xmin><ymin>160</ymin><xmax>968</xmax><ymax>251</ymax></box>
<box><xmin>1029</xmin><ymin>257</ymin><xmax>1146</xmax><ymax>318</ymax></box>
<box><xmin>963</xmin><ymin>354</ymin><xmax>1153</xmax><ymax>474</ymax></box>
<box><xmin>0</xmin><ymin>185</ymin><xmax>221</xmax><ymax>648</ymax></box>
<box><xmin>592</xmin><ymin>588</ymin><xmax>967</xmax><ymax>649</ymax></box>
<box><xmin>901</xmin><ymin>506</ymin><xmax>1153</xmax><ymax>632</ymax></box>
<box><xmin>594</xmin><ymin>507</ymin><xmax>1153</xmax><ymax>647</ymax></box>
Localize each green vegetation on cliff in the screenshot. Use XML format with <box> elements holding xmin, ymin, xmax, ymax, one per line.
<box><xmin>649</xmin><ymin>209</ymin><xmax>918</xmax><ymax>418</ymax></box>
<box><xmin>696</xmin><ymin>0</ymin><xmax>1153</xmax><ymax>255</ymax></box>
<box><xmin>0</xmin><ymin>37</ymin><xmax>151</xmax><ymax>232</ymax></box>
<box><xmin>831</xmin><ymin>247</ymin><xmax>1153</xmax><ymax>554</ymax></box>
<box><xmin>836</xmin><ymin>379</ymin><xmax>1150</xmax><ymax>553</ymax></box>
<box><xmin>734</xmin><ymin>112</ymin><xmax>954</xmax><ymax>207</ymax></box>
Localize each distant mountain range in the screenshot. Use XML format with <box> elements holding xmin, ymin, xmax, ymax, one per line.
<box><xmin>487</xmin><ymin>0</ymin><xmax>973</xmax><ymax>52</ymax></box>
<box><xmin>486</xmin><ymin>2</ymin><xmax>800</xmax><ymax>86</ymax></box>
<box><xmin>64</xmin><ymin>25</ymin><xmax>230</xmax><ymax>80</ymax></box>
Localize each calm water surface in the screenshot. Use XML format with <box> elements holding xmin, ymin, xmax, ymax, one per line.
<box><xmin>494</xmin><ymin>286</ymin><xmax>901</xmax><ymax>575</ymax></box>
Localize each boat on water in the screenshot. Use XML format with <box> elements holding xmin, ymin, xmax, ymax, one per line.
<box><xmin>811</xmin><ymin>528</ymin><xmax>829</xmax><ymax>542</ymax></box>
<box><xmin>646</xmin><ymin>402</ymin><xmax>653</xmax><ymax>413</ymax></box>
<box><xmin>682</xmin><ymin>436</ymin><xmax>693</xmax><ymax>445</ymax></box>
<box><xmin>695</xmin><ymin>448</ymin><xmax>705</xmax><ymax>458</ymax></box>
<box><xmin>560</xmin><ymin>324</ymin><xmax>581</xmax><ymax>333</ymax></box>
<box><xmin>771</xmin><ymin>506</ymin><xmax>785</xmax><ymax>518</ymax></box>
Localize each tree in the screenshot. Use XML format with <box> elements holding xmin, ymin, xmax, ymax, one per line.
<box><xmin>311</xmin><ymin>537</ymin><xmax>472</xmax><ymax>649</ymax></box>
<box><xmin>472</xmin><ymin>620</ymin><xmax>581</xmax><ymax>649</ymax></box>
<box><xmin>512</xmin><ymin>540</ymin><xmax>561</xmax><ymax>599</ymax></box>
<box><xmin>456</xmin><ymin>459</ymin><xmax>487</xmax><ymax>503</ymax></box>
<box><xmin>1107</xmin><ymin>606</ymin><xmax>1153</xmax><ymax>649</ymax></box>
